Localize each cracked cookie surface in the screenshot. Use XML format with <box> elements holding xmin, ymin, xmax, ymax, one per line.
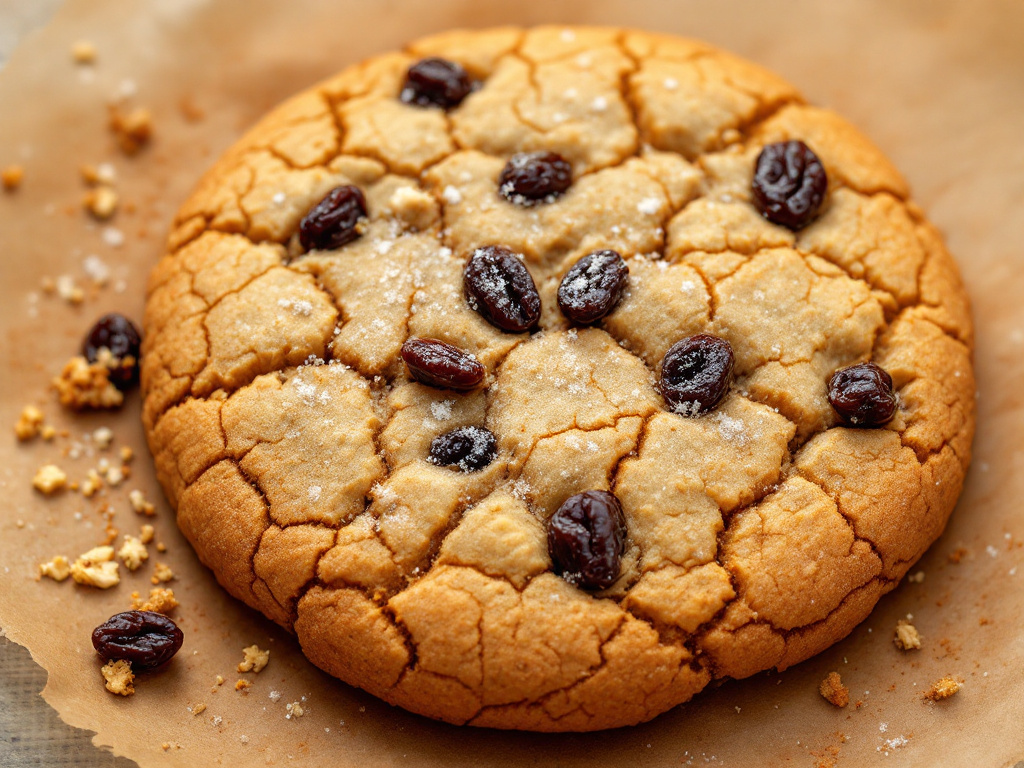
<box><xmin>143</xmin><ymin>26</ymin><xmax>975</xmax><ymax>731</ymax></box>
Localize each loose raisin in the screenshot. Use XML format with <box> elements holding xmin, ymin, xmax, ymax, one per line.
<box><xmin>298</xmin><ymin>185</ymin><xmax>367</xmax><ymax>251</ymax></box>
<box><xmin>429</xmin><ymin>426</ymin><xmax>497</xmax><ymax>471</ymax></box>
<box><xmin>659</xmin><ymin>334</ymin><xmax>734</xmax><ymax>416</ymax></box>
<box><xmin>557</xmin><ymin>250</ymin><xmax>629</xmax><ymax>324</ymax></box>
<box><xmin>401</xmin><ymin>338</ymin><xmax>484</xmax><ymax>390</ymax></box>
<box><xmin>752</xmin><ymin>140</ymin><xmax>827</xmax><ymax>229</ymax></box>
<box><xmin>499</xmin><ymin>151</ymin><xmax>572</xmax><ymax>205</ymax></box>
<box><xmin>463</xmin><ymin>246</ymin><xmax>541</xmax><ymax>332</ymax></box>
<box><xmin>547</xmin><ymin>491</ymin><xmax>627</xmax><ymax>591</ymax></box>
<box><xmin>92</xmin><ymin>610</ymin><xmax>183</xmax><ymax>671</ymax></box>
<box><xmin>827</xmin><ymin>362</ymin><xmax>897</xmax><ymax>427</ymax></box>
<box><xmin>400</xmin><ymin>58</ymin><xmax>472</xmax><ymax>109</ymax></box>
<box><xmin>82</xmin><ymin>313</ymin><xmax>142</xmax><ymax>390</ymax></box>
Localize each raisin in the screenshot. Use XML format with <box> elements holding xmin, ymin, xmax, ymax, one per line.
<box><xmin>401</xmin><ymin>338</ymin><xmax>484</xmax><ymax>390</ymax></box>
<box><xmin>92</xmin><ymin>610</ymin><xmax>183</xmax><ymax>671</ymax></box>
<box><xmin>82</xmin><ymin>313</ymin><xmax>142</xmax><ymax>390</ymax></box>
<box><xmin>298</xmin><ymin>185</ymin><xmax>367</xmax><ymax>251</ymax></box>
<box><xmin>547</xmin><ymin>491</ymin><xmax>627</xmax><ymax>591</ymax></box>
<box><xmin>557</xmin><ymin>250</ymin><xmax>629</xmax><ymax>324</ymax></box>
<box><xmin>827</xmin><ymin>362</ymin><xmax>897</xmax><ymax>427</ymax></box>
<box><xmin>463</xmin><ymin>246</ymin><xmax>541</xmax><ymax>332</ymax></box>
<box><xmin>400</xmin><ymin>57</ymin><xmax>473</xmax><ymax>109</ymax></box>
<box><xmin>429</xmin><ymin>426</ymin><xmax>497</xmax><ymax>471</ymax></box>
<box><xmin>499</xmin><ymin>151</ymin><xmax>572</xmax><ymax>205</ymax></box>
<box><xmin>752</xmin><ymin>140</ymin><xmax>827</xmax><ymax>229</ymax></box>
<box><xmin>659</xmin><ymin>334</ymin><xmax>734</xmax><ymax>416</ymax></box>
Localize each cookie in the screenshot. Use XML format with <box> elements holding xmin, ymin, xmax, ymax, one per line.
<box><xmin>142</xmin><ymin>26</ymin><xmax>975</xmax><ymax>731</ymax></box>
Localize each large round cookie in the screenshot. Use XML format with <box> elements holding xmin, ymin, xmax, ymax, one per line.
<box><xmin>142</xmin><ymin>26</ymin><xmax>974</xmax><ymax>731</ymax></box>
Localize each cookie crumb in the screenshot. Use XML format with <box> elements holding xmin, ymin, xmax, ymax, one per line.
<box><xmin>130</xmin><ymin>587</ymin><xmax>178</xmax><ymax>614</ymax></box>
<box><xmin>55</xmin><ymin>275</ymin><xmax>85</xmax><ymax>305</ymax></box>
<box><xmin>33</xmin><ymin>464</ymin><xmax>68</xmax><ymax>495</ymax></box>
<box><xmin>215</xmin><ymin>675</ymin><xmax>225</xmax><ymax>686</ymax></box>
<box><xmin>948</xmin><ymin>547</ymin><xmax>967</xmax><ymax>564</ymax></box>
<box><xmin>38</xmin><ymin>555</ymin><xmax>71</xmax><ymax>582</ymax></box>
<box><xmin>14</xmin><ymin>405</ymin><xmax>45</xmax><ymax>440</ymax></box>
<box><xmin>190</xmin><ymin>702</ymin><xmax>207</xmax><ymax>716</ymax></box>
<box><xmin>92</xmin><ymin>426</ymin><xmax>115</xmax><ymax>449</ymax></box>
<box><xmin>924</xmin><ymin>675</ymin><xmax>962</xmax><ymax>701</ymax></box>
<box><xmin>285</xmin><ymin>701</ymin><xmax>304</xmax><ymax>719</ymax></box>
<box><xmin>71</xmin><ymin>40</ymin><xmax>97</xmax><ymax>64</ymax></box>
<box><xmin>2</xmin><ymin>165</ymin><xmax>24</xmax><ymax>191</ymax></box>
<box><xmin>101</xmin><ymin>660</ymin><xmax>135</xmax><ymax>695</ymax></box>
<box><xmin>235</xmin><ymin>679</ymin><xmax>252</xmax><ymax>692</ymax></box>
<box><xmin>83</xmin><ymin>186</ymin><xmax>119</xmax><ymax>220</ymax></box>
<box><xmin>70</xmin><ymin>545</ymin><xmax>120</xmax><ymax>588</ymax></box>
<box><xmin>238</xmin><ymin>645</ymin><xmax>270</xmax><ymax>674</ymax></box>
<box><xmin>139</xmin><ymin>524</ymin><xmax>155</xmax><ymax>544</ymax></box>
<box><xmin>893</xmin><ymin>619</ymin><xmax>922</xmax><ymax>651</ymax></box>
<box><xmin>907</xmin><ymin>570</ymin><xmax>925</xmax><ymax>583</ymax></box>
<box><xmin>81</xmin><ymin>469</ymin><xmax>103</xmax><ymax>498</ymax></box>
<box><xmin>53</xmin><ymin>356</ymin><xmax>124</xmax><ymax>410</ymax></box>
<box><xmin>819</xmin><ymin>672</ymin><xmax>849</xmax><ymax>708</ymax></box>
<box><xmin>118</xmin><ymin>535</ymin><xmax>149</xmax><ymax>571</ymax></box>
<box><xmin>129</xmin><ymin>489</ymin><xmax>155</xmax><ymax>516</ymax></box>
<box><xmin>151</xmin><ymin>562</ymin><xmax>174</xmax><ymax>584</ymax></box>
<box><xmin>109</xmin><ymin>106</ymin><xmax>153</xmax><ymax>155</ymax></box>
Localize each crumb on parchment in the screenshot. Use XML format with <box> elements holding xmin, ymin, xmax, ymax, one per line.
<box><xmin>894</xmin><ymin>619</ymin><xmax>922</xmax><ymax>651</ymax></box>
<box><xmin>285</xmin><ymin>701</ymin><xmax>304</xmax><ymax>719</ymax></box>
<box><xmin>71</xmin><ymin>40</ymin><xmax>97</xmax><ymax>64</ymax></box>
<box><xmin>238</xmin><ymin>645</ymin><xmax>270</xmax><ymax>674</ymax></box>
<box><xmin>39</xmin><ymin>555</ymin><xmax>71</xmax><ymax>582</ymax></box>
<box><xmin>53</xmin><ymin>356</ymin><xmax>124</xmax><ymax>410</ymax></box>
<box><xmin>101</xmin><ymin>660</ymin><xmax>134</xmax><ymax>696</ymax></box>
<box><xmin>33</xmin><ymin>464</ymin><xmax>68</xmax><ymax>495</ymax></box>
<box><xmin>235</xmin><ymin>679</ymin><xmax>251</xmax><ymax>692</ymax></box>
<box><xmin>151</xmin><ymin>562</ymin><xmax>174</xmax><ymax>584</ymax></box>
<box><xmin>139</xmin><ymin>524</ymin><xmax>155</xmax><ymax>544</ymax></box>
<box><xmin>129</xmin><ymin>489</ymin><xmax>155</xmax><ymax>515</ymax></box>
<box><xmin>117</xmin><ymin>535</ymin><xmax>149</xmax><ymax>571</ymax></box>
<box><xmin>924</xmin><ymin>676</ymin><xmax>963</xmax><ymax>702</ymax></box>
<box><xmin>83</xmin><ymin>186</ymin><xmax>119</xmax><ymax>220</ymax></box>
<box><xmin>70</xmin><ymin>545</ymin><xmax>120</xmax><ymax>588</ymax></box>
<box><xmin>819</xmin><ymin>672</ymin><xmax>849</xmax><ymax>708</ymax></box>
<box><xmin>1</xmin><ymin>165</ymin><xmax>23</xmax><ymax>191</ymax></box>
<box><xmin>14</xmin><ymin>405</ymin><xmax>44</xmax><ymax>440</ymax></box>
<box><xmin>109</xmin><ymin>105</ymin><xmax>153</xmax><ymax>155</ymax></box>
<box><xmin>131</xmin><ymin>587</ymin><xmax>178</xmax><ymax>614</ymax></box>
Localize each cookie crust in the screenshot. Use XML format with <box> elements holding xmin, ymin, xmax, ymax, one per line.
<box><xmin>143</xmin><ymin>26</ymin><xmax>974</xmax><ymax>731</ymax></box>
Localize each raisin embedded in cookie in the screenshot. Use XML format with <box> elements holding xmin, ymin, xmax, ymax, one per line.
<box><xmin>144</xmin><ymin>26</ymin><xmax>975</xmax><ymax>732</ymax></box>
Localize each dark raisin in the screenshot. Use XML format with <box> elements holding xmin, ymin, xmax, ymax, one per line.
<box><xmin>298</xmin><ymin>185</ymin><xmax>367</xmax><ymax>251</ymax></box>
<box><xmin>401</xmin><ymin>338</ymin><xmax>484</xmax><ymax>390</ymax></box>
<box><xmin>400</xmin><ymin>57</ymin><xmax>473</xmax><ymax>109</ymax></box>
<box><xmin>499</xmin><ymin>151</ymin><xmax>572</xmax><ymax>205</ymax></box>
<box><xmin>659</xmin><ymin>334</ymin><xmax>734</xmax><ymax>416</ymax></box>
<box><xmin>827</xmin><ymin>362</ymin><xmax>897</xmax><ymax>427</ymax></box>
<box><xmin>752</xmin><ymin>140</ymin><xmax>827</xmax><ymax>229</ymax></box>
<box><xmin>547</xmin><ymin>491</ymin><xmax>627</xmax><ymax>591</ymax></box>
<box><xmin>557</xmin><ymin>250</ymin><xmax>629</xmax><ymax>324</ymax></box>
<box><xmin>429</xmin><ymin>426</ymin><xmax>497</xmax><ymax>471</ymax></box>
<box><xmin>463</xmin><ymin>246</ymin><xmax>541</xmax><ymax>333</ymax></box>
<box><xmin>82</xmin><ymin>313</ymin><xmax>142</xmax><ymax>390</ymax></box>
<box><xmin>92</xmin><ymin>610</ymin><xmax>184</xmax><ymax>671</ymax></box>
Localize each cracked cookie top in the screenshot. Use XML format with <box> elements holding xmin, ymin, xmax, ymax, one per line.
<box><xmin>142</xmin><ymin>26</ymin><xmax>975</xmax><ymax>732</ymax></box>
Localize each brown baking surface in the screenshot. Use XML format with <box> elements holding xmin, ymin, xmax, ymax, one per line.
<box><xmin>1</xmin><ymin>1</ymin><xmax>1022</xmax><ymax>765</ymax></box>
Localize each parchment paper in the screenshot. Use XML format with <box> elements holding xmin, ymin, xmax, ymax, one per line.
<box><xmin>1</xmin><ymin>1</ymin><xmax>1022</xmax><ymax>765</ymax></box>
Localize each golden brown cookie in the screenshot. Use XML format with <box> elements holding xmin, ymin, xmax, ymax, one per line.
<box><xmin>142</xmin><ymin>26</ymin><xmax>974</xmax><ymax>731</ymax></box>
